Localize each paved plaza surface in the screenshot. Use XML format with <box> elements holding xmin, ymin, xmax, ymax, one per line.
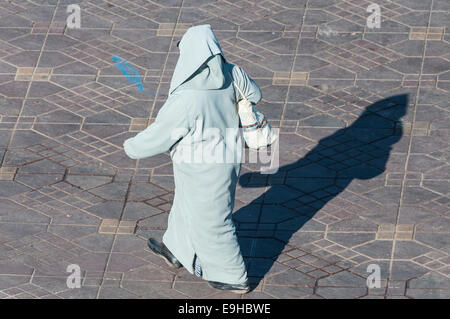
<box><xmin>0</xmin><ymin>0</ymin><xmax>449</xmax><ymax>299</ymax></box>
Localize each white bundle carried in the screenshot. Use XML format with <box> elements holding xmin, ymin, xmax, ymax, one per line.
<box><xmin>233</xmin><ymin>81</ymin><xmax>278</xmax><ymax>150</ymax></box>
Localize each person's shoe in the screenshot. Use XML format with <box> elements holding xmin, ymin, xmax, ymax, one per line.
<box><xmin>147</xmin><ymin>238</ymin><xmax>182</xmax><ymax>269</ymax></box>
<box><xmin>207</xmin><ymin>280</ymin><xmax>250</xmax><ymax>294</ymax></box>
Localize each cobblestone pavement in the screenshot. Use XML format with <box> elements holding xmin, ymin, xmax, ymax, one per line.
<box><xmin>0</xmin><ymin>0</ymin><xmax>449</xmax><ymax>299</ymax></box>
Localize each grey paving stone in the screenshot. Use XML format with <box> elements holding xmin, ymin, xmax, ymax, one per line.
<box><xmin>137</xmin><ymin>212</ymin><xmax>168</xmax><ymax>229</ymax></box>
<box><xmin>57</xmin><ymin>286</ymin><xmax>100</xmax><ymax>299</ymax></box>
<box><xmin>390</xmin><ymin>261</ymin><xmax>429</xmax><ymax>281</ymax></box>
<box><xmin>69</xmin><ymin>161</ymin><xmax>116</xmax><ymax>176</ymax></box>
<box><xmin>328</xmin><ymin>217</ymin><xmax>378</xmax><ymax>232</ymax></box>
<box><xmin>28</xmin><ymin>82</ymin><xmax>64</xmax><ymax>98</ymax></box>
<box><xmin>300</xmin><ymin>113</ymin><xmax>346</xmax><ymax>127</ymax></box>
<box><xmin>82</xmin><ymin>124</ymin><xmax>129</xmax><ymax>140</ymax></box>
<box><xmin>15</xmin><ymin>173</ymin><xmax>63</xmax><ymax>189</ymax></box>
<box><xmin>10</xmin><ymin>35</ymin><xmax>45</xmax><ymax>51</ymax></box>
<box><xmin>19</xmin><ymin>5</ymin><xmax>55</xmax><ymax>21</ymax></box>
<box><xmin>0</xmin><ymin>14</ymin><xmax>33</xmax><ymax>28</ymax></box>
<box><xmin>106</xmin><ymin>253</ymin><xmax>148</xmax><ymax>273</ymax></box>
<box><xmin>66</xmin><ymin>175</ymin><xmax>113</xmax><ymax>190</ymax></box>
<box><xmin>0</xmin><ymin>181</ymin><xmax>32</xmax><ymax>197</ymax></box>
<box><xmin>0</xmin><ymin>260</ymin><xmax>34</xmax><ymax>276</ymax></box>
<box><xmin>364</xmin><ymin>33</ymin><xmax>409</xmax><ymax>47</ymax></box>
<box><xmin>122</xmin><ymin>281</ymin><xmax>184</xmax><ymax>299</ymax></box>
<box><xmin>52</xmin><ymin>210</ymin><xmax>101</xmax><ymax>226</ymax></box>
<box><xmin>287</xmin><ymin>231</ymin><xmax>325</xmax><ymax>247</ymax></box>
<box><xmin>423</xmin><ymin>58</ymin><xmax>450</xmax><ymax>74</ymax></box>
<box><xmin>409</xmin><ymin>272</ymin><xmax>450</xmax><ymax>289</ymax></box>
<box><xmin>401</xmin><ymin>187</ymin><xmax>441</xmax><ymax>205</ymax></box>
<box><xmin>48</xmin><ymin>225</ymin><xmax>98</xmax><ymax>242</ymax></box>
<box><xmin>111</xmin><ymin>236</ymin><xmax>146</xmax><ymax>254</ymax></box>
<box><xmin>316</xmin><ymin>287</ymin><xmax>367</xmax><ymax>299</ymax></box>
<box><xmin>0</xmin><ymin>275</ymin><xmax>31</xmax><ymax>290</ymax></box>
<box><xmin>36</xmin><ymin>109</ymin><xmax>82</xmax><ymax>124</ymax></box>
<box><xmin>34</xmin><ymin>123</ymin><xmax>81</xmax><ymax>138</ymax></box>
<box><xmin>425</xmin><ymin>41</ymin><xmax>450</xmax><ymax>57</ymax></box>
<box><xmin>410</xmin><ymin>135</ymin><xmax>448</xmax><ymax>153</ymax></box>
<box><xmin>88</xmin><ymin>183</ymin><xmax>129</xmax><ymax>201</ymax></box>
<box><xmin>73</xmin><ymin>233</ymin><xmax>115</xmax><ymax>253</ymax></box>
<box><xmin>418</xmin><ymin>89</ymin><xmax>450</xmax><ymax>105</ymax></box>
<box><xmin>326</xmin><ymin>233</ymin><xmax>375</xmax><ymax>249</ymax></box>
<box><xmin>37</xmin><ymin>51</ymin><xmax>75</xmax><ymax>68</ymax></box>
<box><xmin>394</xmin><ymin>241</ymin><xmax>434</xmax><ymax>260</ymax></box>
<box><xmin>0</xmin><ymin>62</ymin><xmax>16</xmax><ymax>74</ymax></box>
<box><xmin>387</xmin><ymin>58</ymin><xmax>423</xmax><ymax>74</ymax></box>
<box><xmin>85</xmin><ymin>201</ymin><xmax>124</xmax><ymax>220</ymax></box>
<box><xmin>0</xmin><ymin>81</ymin><xmax>28</xmax><ymax>98</ymax></box>
<box><xmin>98</xmin><ymin>287</ymin><xmax>139</xmax><ymax>299</ymax></box>
<box><xmin>414</xmin><ymin>233</ymin><xmax>449</xmax><ymax>250</ymax></box>
<box><xmin>363</xmin><ymin>187</ymin><xmax>402</xmax><ymax>205</ymax></box>
<box><xmin>123</xmin><ymin>202</ymin><xmax>163</xmax><ymax>220</ymax></box>
<box><xmin>19</xmin><ymin>159</ymin><xmax>66</xmax><ymax>174</ymax></box>
<box><xmin>263</xmin><ymin>285</ymin><xmax>313</xmax><ymax>298</ymax></box>
<box><xmin>115</xmin><ymin>16</ymin><xmax>159</xmax><ymax>29</ymax></box>
<box><xmin>53</xmin><ymin>61</ymin><xmax>98</xmax><ymax>76</ymax></box>
<box><xmin>406</xmin><ymin>289</ymin><xmax>450</xmax><ymax>299</ymax></box>
<box><xmin>318</xmin><ymin>271</ymin><xmax>367</xmax><ymax>287</ymax></box>
<box><xmin>128</xmin><ymin>183</ymin><xmax>166</xmax><ymax>201</ymax></box>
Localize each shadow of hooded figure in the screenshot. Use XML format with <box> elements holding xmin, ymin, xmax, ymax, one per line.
<box><xmin>233</xmin><ymin>94</ymin><xmax>408</xmax><ymax>287</ymax></box>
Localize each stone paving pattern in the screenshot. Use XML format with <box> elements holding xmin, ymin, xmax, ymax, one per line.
<box><xmin>0</xmin><ymin>0</ymin><xmax>449</xmax><ymax>299</ymax></box>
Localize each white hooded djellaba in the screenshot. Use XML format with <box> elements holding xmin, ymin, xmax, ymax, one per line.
<box><xmin>124</xmin><ymin>25</ymin><xmax>262</xmax><ymax>285</ymax></box>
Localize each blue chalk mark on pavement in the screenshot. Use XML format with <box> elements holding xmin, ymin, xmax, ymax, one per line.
<box><xmin>112</xmin><ymin>55</ymin><xmax>164</xmax><ymax>97</ymax></box>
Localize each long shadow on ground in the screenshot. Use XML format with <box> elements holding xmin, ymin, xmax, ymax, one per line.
<box><xmin>233</xmin><ymin>94</ymin><xmax>408</xmax><ymax>288</ymax></box>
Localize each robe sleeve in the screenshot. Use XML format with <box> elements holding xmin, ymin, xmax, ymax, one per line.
<box><xmin>231</xmin><ymin>65</ymin><xmax>262</xmax><ymax>105</ymax></box>
<box><xmin>123</xmin><ymin>93</ymin><xmax>190</xmax><ymax>159</ymax></box>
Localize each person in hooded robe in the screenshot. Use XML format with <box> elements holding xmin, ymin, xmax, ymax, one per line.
<box><xmin>123</xmin><ymin>24</ymin><xmax>262</xmax><ymax>293</ymax></box>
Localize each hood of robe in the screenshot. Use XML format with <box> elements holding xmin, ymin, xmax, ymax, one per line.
<box><xmin>169</xmin><ymin>24</ymin><xmax>228</xmax><ymax>95</ymax></box>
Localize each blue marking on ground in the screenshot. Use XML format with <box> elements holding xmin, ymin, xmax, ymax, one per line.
<box><xmin>112</xmin><ymin>55</ymin><xmax>165</xmax><ymax>97</ymax></box>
